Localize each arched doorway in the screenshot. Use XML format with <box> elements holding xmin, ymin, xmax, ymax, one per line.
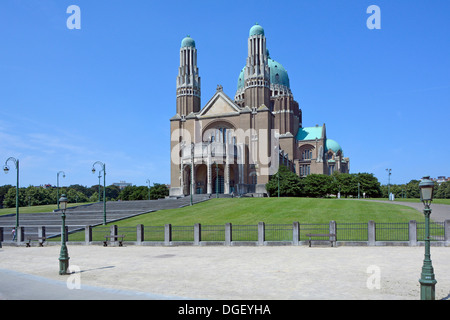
<box><xmin>212</xmin><ymin>164</ymin><xmax>224</xmax><ymax>194</ymax></box>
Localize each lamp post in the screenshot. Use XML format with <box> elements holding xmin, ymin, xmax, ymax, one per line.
<box><xmin>146</xmin><ymin>179</ymin><xmax>151</xmax><ymax>200</ymax></box>
<box><xmin>418</xmin><ymin>176</ymin><xmax>437</xmax><ymax>300</ymax></box>
<box><xmin>98</xmin><ymin>173</ymin><xmax>102</xmax><ymax>202</ymax></box>
<box><xmin>58</xmin><ymin>194</ymin><xmax>70</xmax><ymax>275</ymax></box>
<box><xmin>190</xmin><ymin>143</ymin><xmax>194</xmax><ymax>206</ymax></box>
<box><xmin>56</xmin><ymin>171</ymin><xmax>66</xmax><ymax>210</ymax></box>
<box><xmin>386</xmin><ymin>168</ymin><xmax>392</xmax><ymax>200</ymax></box>
<box><xmin>4</xmin><ymin>157</ymin><xmax>19</xmax><ymax>231</ymax></box>
<box><xmin>92</xmin><ymin>161</ymin><xmax>106</xmax><ymax>225</ymax></box>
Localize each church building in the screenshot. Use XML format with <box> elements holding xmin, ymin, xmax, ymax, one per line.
<box><xmin>170</xmin><ymin>24</ymin><xmax>349</xmax><ymax>197</ymax></box>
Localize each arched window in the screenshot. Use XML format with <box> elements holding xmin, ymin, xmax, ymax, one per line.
<box><xmin>302</xmin><ymin>149</ymin><xmax>312</xmax><ymax>160</ymax></box>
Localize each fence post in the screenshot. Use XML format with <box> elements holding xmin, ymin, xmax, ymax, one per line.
<box><xmin>409</xmin><ymin>220</ymin><xmax>417</xmax><ymax>246</ymax></box>
<box><xmin>445</xmin><ymin>220</ymin><xmax>450</xmax><ymax>246</ymax></box>
<box><xmin>258</xmin><ymin>222</ymin><xmax>265</xmax><ymax>246</ymax></box>
<box><xmin>368</xmin><ymin>220</ymin><xmax>376</xmax><ymax>246</ymax></box>
<box><xmin>85</xmin><ymin>225</ymin><xmax>92</xmax><ymax>244</ymax></box>
<box><xmin>110</xmin><ymin>225</ymin><xmax>118</xmax><ymax>245</ymax></box>
<box><xmin>225</xmin><ymin>223</ymin><xmax>232</xmax><ymax>246</ymax></box>
<box><xmin>293</xmin><ymin>222</ymin><xmax>299</xmax><ymax>246</ymax></box>
<box><xmin>38</xmin><ymin>226</ymin><xmax>46</xmax><ymax>241</ymax></box>
<box><xmin>17</xmin><ymin>226</ymin><xmax>24</xmax><ymax>243</ymax></box>
<box><xmin>329</xmin><ymin>221</ymin><xmax>337</xmax><ymax>247</ymax></box>
<box><xmin>194</xmin><ymin>223</ymin><xmax>201</xmax><ymax>245</ymax></box>
<box><xmin>137</xmin><ymin>224</ymin><xmax>144</xmax><ymax>244</ymax></box>
<box><xmin>164</xmin><ymin>224</ymin><xmax>172</xmax><ymax>245</ymax></box>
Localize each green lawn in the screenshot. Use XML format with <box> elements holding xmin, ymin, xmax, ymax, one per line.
<box><xmin>108</xmin><ymin>197</ymin><xmax>426</xmax><ymax>227</ymax></box>
<box><xmin>58</xmin><ymin>198</ymin><xmax>437</xmax><ymax>242</ymax></box>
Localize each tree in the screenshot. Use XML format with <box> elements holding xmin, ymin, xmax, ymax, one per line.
<box><xmin>405</xmin><ymin>180</ymin><xmax>420</xmax><ymax>198</ymax></box>
<box><xmin>106</xmin><ymin>185</ymin><xmax>120</xmax><ymax>200</ymax></box>
<box><xmin>149</xmin><ymin>183</ymin><xmax>169</xmax><ymax>200</ymax></box>
<box><xmin>3</xmin><ymin>187</ymin><xmax>26</xmax><ymax>208</ymax></box>
<box><xmin>302</xmin><ymin>174</ymin><xmax>333</xmax><ymax>197</ymax></box>
<box><xmin>354</xmin><ymin>173</ymin><xmax>382</xmax><ymax>198</ymax></box>
<box><xmin>266</xmin><ymin>165</ymin><xmax>303</xmax><ymax>197</ymax></box>
<box><xmin>0</xmin><ymin>185</ymin><xmax>14</xmax><ymax>208</ymax></box>
<box><xmin>332</xmin><ymin>173</ymin><xmax>356</xmax><ymax>198</ymax></box>
<box><xmin>435</xmin><ymin>181</ymin><xmax>450</xmax><ymax>199</ymax></box>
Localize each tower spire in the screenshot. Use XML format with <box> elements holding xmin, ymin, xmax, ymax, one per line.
<box><xmin>244</xmin><ymin>23</ymin><xmax>270</xmax><ymax>109</ymax></box>
<box><xmin>176</xmin><ymin>35</ymin><xmax>201</xmax><ymax>116</ymax></box>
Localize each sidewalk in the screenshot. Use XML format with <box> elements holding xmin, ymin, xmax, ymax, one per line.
<box><xmin>362</xmin><ymin>200</ymin><xmax>450</xmax><ymax>222</ymax></box>
<box><xmin>0</xmin><ymin>245</ymin><xmax>449</xmax><ymax>300</ymax></box>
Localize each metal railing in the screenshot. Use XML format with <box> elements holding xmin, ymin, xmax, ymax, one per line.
<box><xmin>1</xmin><ymin>220</ymin><xmax>448</xmax><ymax>246</ymax></box>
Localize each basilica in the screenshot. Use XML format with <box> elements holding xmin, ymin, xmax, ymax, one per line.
<box><xmin>169</xmin><ymin>24</ymin><xmax>349</xmax><ymax>197</ymax></box>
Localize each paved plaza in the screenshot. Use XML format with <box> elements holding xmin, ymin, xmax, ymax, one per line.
<box><xmin>0</xmin><ymin>245</ymin><xmax>449</xmax><ymax>300</ymax></box>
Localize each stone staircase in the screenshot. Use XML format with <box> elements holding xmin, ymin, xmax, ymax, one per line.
<box><xmin>0</xmin><ymin>194</ymin><xmax>211</xmax><ymax>241</ymax></box>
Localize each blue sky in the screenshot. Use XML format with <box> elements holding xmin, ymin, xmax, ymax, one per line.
<box><xmin>0</xmin><ymin>0</ymin><xmax>449</xmax><ymax>188</ymax></box>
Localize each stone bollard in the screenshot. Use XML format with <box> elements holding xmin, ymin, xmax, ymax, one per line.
<box><xmin>258</xmin><ymin>222</ymin><xmax>265</xmax><ymax>246</ymax></box>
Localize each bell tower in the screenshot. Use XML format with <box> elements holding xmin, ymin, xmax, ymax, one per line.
<box><xmin>244</xmin><ymin>24</ymin><xmax>270</xmax><ymax>109</ymax></box>
<box><xmin>176</xmin><ymin>35</ymin><xmax>201</xmax><ymax>116</ymax></box>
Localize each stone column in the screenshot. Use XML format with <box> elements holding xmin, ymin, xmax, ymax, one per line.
<box><xmin>258</xmin><ymin>222</ymin><xmax>265</xmax><ymax>246</ymax></box>
<box><xmin>38</xmin><ymin>226</ymin><xmax>46</xmax><ymax>240</ymax></box>
<box><xmin>194</xmin><ymin>223</ymin><xmax>201</xmax><ymax>245</ymax></box>
<box><xmin>292</xmin><ymin>222</ymin><xmax>300</xmax><ymax>246</ymax></box>
<box><xmin>409</xmin><ymin>220</ymin><xmax>417</xmax><ymax>246</ymax></box>
<box><xmin>85</xmin><ymin>226</ymin><xmax>92</xmax><ymax>244</ymax></box>
<box><xmin>207</xmin><ymin>157</ymin><xmax>212</xmax><ymax>194</ymax></box>
<box><xmin>368</xmin><ymin>220</ymin><xmax>376</xmax><ymax>246</ymax></box>
<box><xmin>329</xmin><ymin>220</ymin><xmax>337</xmax><ymax>247</ymax></box>
<box><xmin>164</xmin><ymin>224</ymin><xmax>172</xmax><ymax>245</ymax></box>
<box><xmin>224</xmin><ymin>162</ymin><xmax>230</xmax><ymax>194</ymax></box>
<box><xmin>225</xmin><ymin>223</ymin><xmax>232</xmax><ymax>246</ymax></box>
<box><xmin>137</xmin><ymin>224</ymin><xmax>144</xmax><ymax>244</ymax></box>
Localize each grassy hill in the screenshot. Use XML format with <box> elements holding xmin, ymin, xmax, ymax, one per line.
<box><xmin>112</xmin><ymin>198</ymin><xmax>425</xmax><ymax>227</ymax></box>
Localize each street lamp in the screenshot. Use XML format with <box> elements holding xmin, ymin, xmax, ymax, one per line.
<box><xmin>58</xmin><ymin>194</ymin><xmax>70</xmax><ymax>275</ymax></box>
<box><xmin>92</xmin><ymin>161</ymin><xmax>106</xmax><ymax>225</ymax></box>
<box><xmin>4</xmin><ymin>157</ymin><xmax>19</xmax><ymax>231</ymax></box>
<box><xmin>146</xmin><ymin>179</ymin><xmax>151</xmax><ymax>200</ymax></box>
<box><xmin>386</xmin><ymin>168</ymin><xmax>392</xmax><ymax>200</ymax></box>
<box><xmin>418</xmin><ymin>176</ymin><xmax>437</xmax><ymax>300</ymax></box>
<box><xmin>57</xmin><ymin>171</ymin><xmax>66</xmax><ymax>210</ymax></box>
<box><xmin>190</xmin><ymin>143</ymin><xmax>194</xmax><ymax>206</ymax></box>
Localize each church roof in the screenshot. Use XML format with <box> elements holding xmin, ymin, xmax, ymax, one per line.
<box><xmin>296</xmin><ymin>126</ymin><xmax>324</xmax><ymax>141</ymax></box>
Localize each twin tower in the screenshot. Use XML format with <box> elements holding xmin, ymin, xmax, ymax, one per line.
<box><xmin>170</xmin><ymin>23</ymin><xmax>302</xmax><ymax>197</ymax></box>
<box><xmin>175</xmin><ymin>23</ymin><xmax>300</xmax><ymax>136</ymax></box>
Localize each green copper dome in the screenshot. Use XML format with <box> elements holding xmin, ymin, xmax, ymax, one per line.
<box><xmin>325</xmin><ymin>139</ymin><xmax>342</xmax><ymax>154</ymax></box>
<box><xmin>181</xmin><ymin>35</ymin><xmax>195</xmax><ymax>48</ymax></box>
<box><xmin>268</xmin><ymin>58</ymin><xmax>290</xmax><ymax>88</ymax></box>
<box><xmin>237</xmin><ymin>58</ymin><xmax>290</xmax><ymax>90</ymax></box>
<box><xmin>249</xmin><ymin>23</ymin><xmax>264</xmax><ymax>36</ymax></box>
